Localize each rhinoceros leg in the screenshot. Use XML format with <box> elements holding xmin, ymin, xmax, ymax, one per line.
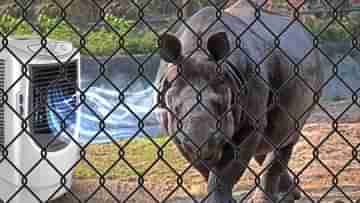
<box><xmin>250</xmin><ymin>144</ymin><xmax>295</xmax><ymax>203</ymax></box>
<box><xmin>278</xmin><ymin>171</ymin><xmax>302</xmax><ymax>201</ymax></box>
<box><xmin>206</xmin><ymin>128</ymin><xmax>263</xmax><ymax>203</ymax></box>
<box><xmin>254</xmin><ymin>154</ymin><xmax>301</xmax><ymax>202</ymax></box>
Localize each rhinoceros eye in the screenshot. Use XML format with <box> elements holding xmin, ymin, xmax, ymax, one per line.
<box><xmin>165</xmin><ymin>88</ymin><xmax>179</xmax><ymax>107</ymax></box>
<box><xmin>163</xmin><ymin>79</ymin><xmax>171</xmax><ymax>90</ymax></box>
<box><xmin>174</xmin><ymin>105</ymin><xmax>181</xmax><ymax>114</ymax></box>
<box><xmin>210</xmin><ymin>99</ymin><xmax>223</xmax><ymax>115</ymax></box>
<box><xmin>165</xmin><ymin>97</ymin><xmax>180</xmax><ymax>114</ymax></box>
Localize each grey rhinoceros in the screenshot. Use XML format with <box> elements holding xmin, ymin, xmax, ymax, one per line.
<box><xmin>153</xmin><ymin>1</ymin><xmax>323</xmax><ymax>202</ymax></box>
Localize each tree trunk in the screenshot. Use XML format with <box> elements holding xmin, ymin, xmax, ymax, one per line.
<box><xmin>182</xmin><ymin>0</ymin><xmax>195</xmax><ymax>18</ymax></box>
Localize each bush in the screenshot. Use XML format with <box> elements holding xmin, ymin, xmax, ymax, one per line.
<box><xmin>306</xmin><ymin>17</ymin><xmax>358</xmax><ymax>42</ymax></box>
<box><xmin>104</xmin><ymin>14</ymin><xmax>130</xmax><ymax>33</ymax></box>
<box><xmin>0</xmin><ymin>14</ymin><xmax>157</xmax><ymax>56</ymax></box>
<box><xmin>3</xmin><ymin>12</ymin><xmax>357</xmax><ymax>53</ymax></box>
<box><xmin>126</xmin><ymin>31</ymin><xmax>158</xmax><ymax>54</ymax></box>
<box><xmin>0</xmin><ymin>15</ymin><xmax>33</xmax><ymax>35</ymax></box>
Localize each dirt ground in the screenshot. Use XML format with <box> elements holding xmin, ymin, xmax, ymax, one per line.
<box><xmin>53</xmin><ymin>99</ymin><xmax>360</xmax><ymax>203</ymax></box>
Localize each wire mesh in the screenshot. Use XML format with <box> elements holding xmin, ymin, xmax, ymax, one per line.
<box><xmin>0</xmin><ymin>0</ymin><xmax>359</xmax><ymax>202</ymax></box>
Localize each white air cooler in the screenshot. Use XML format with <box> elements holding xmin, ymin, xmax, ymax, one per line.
<box><xmin>0</xmin><ymin>36</ymin><xmax>80</xmax><ymax>203</ymax></box>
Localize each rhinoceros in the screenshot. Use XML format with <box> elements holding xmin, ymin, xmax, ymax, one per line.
<box><xmin>154</xmin><ymin>1</ymin><xmax>323</xmax><ymax>202</ymax></box>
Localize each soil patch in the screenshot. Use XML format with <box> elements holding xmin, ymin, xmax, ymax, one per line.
<box><xmin>53</xmin><ymin>99</ymin><xmax>360</xmax><ymax>203</ymax></box>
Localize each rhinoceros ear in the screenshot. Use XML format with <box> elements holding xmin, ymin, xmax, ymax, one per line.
<box><xmin>207</xmin><ymin>32</ymin><xmax>230</xmax><ymax>61</ymax></box>
<box><xmin>159</xmin><ymin>33</ymin><xmax>182</xmax><ymax>63</ymax></box>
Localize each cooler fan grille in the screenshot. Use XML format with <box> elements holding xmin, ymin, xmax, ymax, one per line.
<box><xmin>30</xmin><ymin>62</ymin><xmax>78</xmax><ymax>151</ymax></box>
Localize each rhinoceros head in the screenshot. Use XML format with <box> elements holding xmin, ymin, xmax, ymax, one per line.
<box><xmin>157</xmin><ymin>32</ymin><xmax>237</xmax><ymax>165</ymax></box>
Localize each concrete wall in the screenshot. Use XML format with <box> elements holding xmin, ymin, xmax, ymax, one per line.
<box><xmin>81</xmin><ymin>44</ymin><xmax>360</xmax><ymax>101</ymax></box>
<box><xmin>81</xmin><ymin>55</ymin><xmax>160</xmax><ymax>90</ymax></box>
<box><xmin>320</xmin><ymin>54</ymin><xmax>360</xmax><ymax>101</ymax></box>
<box><xmin>318</xmin><ymin>41</ymin><xmax>360</xmax><ymax>100</ymax></box>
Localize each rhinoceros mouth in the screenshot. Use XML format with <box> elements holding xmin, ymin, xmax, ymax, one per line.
<box><xmin>197</xmin><ymin>142</ymin><xmax>237</xmax><ymax>169</ymax></box>
<box><xmin>201</xmin><ymin>149</ymin><xmax>224</xmax><ymax>166</ymax></box>
<box><xmin>215</xmin><ymin>143</ymin><xmax>235</xmax><ymax>169</ymax></box>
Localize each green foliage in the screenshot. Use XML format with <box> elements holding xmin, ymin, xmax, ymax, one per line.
<box><xmin>82</xmin><ymin>25</ymin><xmax>157</xmax><ymax>56</ymax></box>
<box><xmin>38</xmin><ymin>14</ymin><xmax>78</xmax><ymax>41</ymax></box>
<box><xmin>306</xmin><ymin>17</ymin><xmax>358</xmax><ymax>41</ymax></box>
<box><xmin>0</xmin><ymin>14</ymin><xmax>157</xmax><ymax>55</ymax></box>
<box><xmin>2</xmin><ymin>12</ymin><xmax>357</xmax><ymax>53</ymax></box>
<box><xmin>0</xmin><ymin>15</ymin><xmax>33</xmax><ymax>35</ymax></box>
<box><xmin>126</xmin><ymin>31</ymin><xmax>157</xmax><ymax>54</ymax></box>
<box><xmin>104</xmin><ymin>14</ymin><xmax>130</xmax><ymax>34</ymax></box>
<box><xmin>84</xmin><ymin>29</ymin><xmax>119</xmax><ymax>56</ymax></box>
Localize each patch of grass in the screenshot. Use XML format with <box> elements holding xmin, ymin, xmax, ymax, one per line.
<box><xmin>74</xmin><ymin>136</ymin><xmax>189</xmax><ymax>181</ymax></box>
<box><xmin>72</xmin><ymin>122</ymin><xmax>360</xmax><ymax>198</ymax></box>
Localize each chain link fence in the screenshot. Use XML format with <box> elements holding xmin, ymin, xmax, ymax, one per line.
<box><xmin>0</xmin><ymin>0</ymin><xmax>359</xmax><ymax>202</ymax></box>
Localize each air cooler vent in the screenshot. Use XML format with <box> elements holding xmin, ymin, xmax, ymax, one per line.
<box><xmin>30</xmin><ymin>62</ymin><xmax>77</xmax><ymax>151</ymax></box>
<box><xmin>0</xmin><ymin>59</ymin><xmax>4</xmax><ymax>146</ymax></box>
